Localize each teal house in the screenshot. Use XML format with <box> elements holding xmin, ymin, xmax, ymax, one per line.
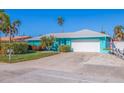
<box><xmin>26</xmin><ymin>29</ymin><xmax>111</xmax><ymax>53</ymax></box>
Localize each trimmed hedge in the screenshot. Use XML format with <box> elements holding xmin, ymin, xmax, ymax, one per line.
<box><xmin>1</xmin><ymin>42</ymin><xmax>28</xmax><ymax>54</ymax></box>
<box><xmin>59</xmin><ymin>45</ymin><xmax>71</xmax><ymax>52</ymax></box>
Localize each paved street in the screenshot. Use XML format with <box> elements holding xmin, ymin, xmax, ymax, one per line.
<box><xmin>0</xmin><ymin>52</ymin><xmax>124</xmax><ymax>83</ymax></box>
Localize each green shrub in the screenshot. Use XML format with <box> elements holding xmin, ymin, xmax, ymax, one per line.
<box><xmin>1</xmin><ymin>42</ymin><xmax>28</xmax><ymax>54</ymax></box>
<box><xmin>103</xmin><ymin>48</ymin><xmax>112</xmax><ymax>50</ymax></box>
<box><xmin>59</xmin><ymin>45</ymin><xmax>71</xmax><ymax>52</ymax></box>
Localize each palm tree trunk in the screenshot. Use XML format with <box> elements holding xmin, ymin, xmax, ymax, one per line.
<box><xmin>0</xmin><ymin>31</ymin><xmax>1</xmax><ymax>52</ymax></box>
<box><xmin>62</xmin><ymin>25</ymin><xmax>64</xmax><ymax>33</ymax></box>
<box><xmin>8</xmin><ymin>30</ymin><xmax>11</xmax><ymax>63</ymax></box>
<box><xmin>9</xmin><ymin>32</ymin><xmax>11</xmax><ymax>43</ymax></box>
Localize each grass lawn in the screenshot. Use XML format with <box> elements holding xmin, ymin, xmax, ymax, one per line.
<box><xmin>0</xmin><ymin>51</ymin><xmax>58</xmax><ymax>63</ymax></box>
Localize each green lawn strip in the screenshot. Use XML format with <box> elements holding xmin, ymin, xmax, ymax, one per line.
<box><xmin>0</xmin><ymin>51</ymin><xmax>58</xmax><ymax>63</ymax></box>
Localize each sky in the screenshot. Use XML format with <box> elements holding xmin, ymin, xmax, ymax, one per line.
<box><xmin>3</xmin><ymin>9</ymin><xmax>124</xmax><ymax>37</ymax></box>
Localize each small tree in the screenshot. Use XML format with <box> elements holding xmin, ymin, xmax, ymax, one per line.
<box><xmin>40</xmin><ymin>35</ymin><xmax>54</xmax><ymax>50</ymax></box>
<box><xmin>41</xmin><ymin>36</ymin><xmax>47</xmax><ymax>49</ymax></box>
<box><xmin>114</xmin><ymin>25</ymin><xmax>124</xmax><ymax>41</ymax></box>
<box><xmin>47</xmin><ymin>35</ymin><xmax>54</xmax><ymax>50</ymax></box>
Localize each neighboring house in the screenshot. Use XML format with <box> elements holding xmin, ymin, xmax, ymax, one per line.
<box><xmin>26</xmin><ymin>36</ymin><xmax>42</xmax><ymax>46</ymax></box>
<box><xmin>1</xmin><ymin>36</ymin><xmax>31</xmax><ymax>42</ymax></box>
<box><xmin>26</xmin><ymin>29</ymin><xmax>111</xmax><ymax>53</ymax></box>
<box><xmin>113</xmin><ymin>41</ymin><xmax>124</xmax><ymax>50</ymax></box>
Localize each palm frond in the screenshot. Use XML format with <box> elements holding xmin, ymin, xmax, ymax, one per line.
<box><xmin>0</xmin><ymin>9</ymin><xmax>4</xmax><ymax>13</ymax></box>
<box><xmin>57</xmin><ymin>16</ymin><xmax>64</xmax><ymax>26</ymax></box>
<box><xmin>12</xmin><ymin>20</ymin><xmax>21</xmax><ymax>27</ymax></box>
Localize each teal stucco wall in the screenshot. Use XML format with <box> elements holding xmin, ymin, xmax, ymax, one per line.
<box><xmin>27</xmin><ymin>36</ymin><xmax>111</xmax><ymax>53</ymax></box>
<box><xmin>55</xmin><ymin>37</ymin><xmax>111</xmax><ymax>53</ymax></box>
<box><xmin>100</xmin><ymin>37</ymin><xmax>111</xmax><ymax>53</ymax></box>
<box><xmin>27</xmin><ymin>40</ymin><xmax>41</xmax><ymax>46</ymax></box>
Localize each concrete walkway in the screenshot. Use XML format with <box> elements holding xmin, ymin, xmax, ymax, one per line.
<box><xmin>0</xmin><ymin>52</ymin><xmax>124</xmax><ymax>83</ymax></box>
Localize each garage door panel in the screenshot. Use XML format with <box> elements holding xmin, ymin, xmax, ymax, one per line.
<box><xmin>72</xmin><ymin>40</ymin><xmax>100</xmax><ymax>52</ymax></box>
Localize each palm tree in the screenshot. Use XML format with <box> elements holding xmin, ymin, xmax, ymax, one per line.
<box><xmin>0</xmin><ymin>10</ymin><xmax>10</xmax><ymax>51</ymax></box>
<box><xmin>114</xmin><ymin>25</ymin><xmax>124</xmax><ymax>41</ymax></box>
<box><xmin>0</xmin><ymin>10</ymin><xmax>20</xmax><ymax>62</ymax></box>
<box><xmin>57</xmin><ymin>16</ymin><xmax>64</xmax><ymax>32</ymax></box>
<box><xmin>5</xmin><ymin>20</ymin><xmax>21</xmax><ymax>42</ymax></box>
<box><xmin>3</xmin><ymin>19</ymin><xmax>21</xmax><ymax>63</ymax></box>
<box><xmin>0</xmin><ymin>10</ymin><xmax>10</xmax><ymax>33</ymax></box>
<box><xmin>122</xmin><ymin>32</ymin><xmax>124</xmax><ymax>40</ymax></box>
<box><xmin>0</xmin><ymin>9</ymin><xmax>4</xmax><ymax>13</ymax></box>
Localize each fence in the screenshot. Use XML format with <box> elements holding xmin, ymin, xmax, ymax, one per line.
<box><xmin>114</xmin><ymin>41</ymin><xmax>124</xmax><ymax>50</ymax></box>
<box><xmin>111</xmin><ymin>41</ymin><xmax>124</xmax><ymax>60</ymax></box>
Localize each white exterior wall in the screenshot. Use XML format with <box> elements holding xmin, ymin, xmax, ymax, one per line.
<box><xmin>114</xmin><ymin>41</ymin><xmax>124</xmax><ymax>50</ymax></box>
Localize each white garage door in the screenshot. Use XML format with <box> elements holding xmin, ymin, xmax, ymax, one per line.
<box><xmin>71</xmin><ymin>40</ymin><xmax>100</xmax><ymax>52</ymax></box>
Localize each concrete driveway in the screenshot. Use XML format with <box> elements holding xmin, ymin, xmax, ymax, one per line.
<box><xmin>0</xmin><ymin>52</ymin><xmax>124</xmax><ymax>83</ymax></box>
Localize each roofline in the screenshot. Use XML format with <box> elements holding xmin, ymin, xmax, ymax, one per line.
<box><xmin>26</xmin><ymin>36</ymin><xmax>111</xmax><ymax>41</ymax></box>
<box><xmin>46</xmin><ymin>35</ymin><xmax>110</xmax><ymax>38</ymax></box>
